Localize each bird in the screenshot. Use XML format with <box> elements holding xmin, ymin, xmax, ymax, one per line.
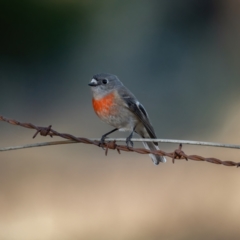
<box><xmin>88</xmin><ymin>73</ymin><xmax>166</xmax><ymax>165</ymax></box>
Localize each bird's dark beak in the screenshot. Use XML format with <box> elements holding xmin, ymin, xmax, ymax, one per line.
<box><xmin>88</xmin><ymin>79</ymin><xmax>98</xmax><ymax>87</ymax></box>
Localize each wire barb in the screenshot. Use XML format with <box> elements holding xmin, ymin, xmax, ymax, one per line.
<box><xmin>172</xmin><ymin>144</ymin><xmax>188</xmax><ymax>164</ymax></box>
<box><xmin>33</xmin><ymin>125</ymin><xmax>53</xmax><ymax>138</ymax></box>
<box><xmin>104</xmin><ymin>141</ymin><xmax>117</xmax><ymax>156</ymax></box>
<box><xmin>0</xmin><ymin>115</ymin><xmax>240</xmax><ymax>168</ymax></box>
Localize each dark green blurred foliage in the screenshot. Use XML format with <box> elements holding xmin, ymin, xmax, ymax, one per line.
<box><xmin>1</xmin><ymin>0</ymin><xmax>238</xmax><ymax>135</ymax></box>
<box><xmin>0</xmin><ymin>0</ymin><xmax>85</xmax><ymax>59</ymax></box>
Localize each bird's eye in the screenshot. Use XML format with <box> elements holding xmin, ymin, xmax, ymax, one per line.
<box><xmin>102</xmin><ymin>79</ymin><xmax>108</xmax><ymax>84</ymax></box>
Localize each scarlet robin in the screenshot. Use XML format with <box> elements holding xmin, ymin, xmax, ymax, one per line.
<box><xmin>88</xmin><ymin>73</ymin><xmax>166</xmax><ymax>165</ymax></box>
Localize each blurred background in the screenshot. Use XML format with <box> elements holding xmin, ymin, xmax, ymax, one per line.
<box><xmin>1</xmin><ymin>0</ymin><xmax>240</xmax><ymax>239</ymax></box>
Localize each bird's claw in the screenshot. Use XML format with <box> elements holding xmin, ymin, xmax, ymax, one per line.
<box><xmin>99</xmin><ymin>136</ymin><xmax>106</xmax><ymax>149</ymax></box>
<box><xmin>126</xmin><ymin>137</ymin><xmax>134</xmax><ymax>148</ymax></box>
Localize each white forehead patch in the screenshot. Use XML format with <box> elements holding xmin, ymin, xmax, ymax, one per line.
<box><xmin>90</xmin><ymin>78</ymin><xmax>98</xmax><ymax>84</ymax></box>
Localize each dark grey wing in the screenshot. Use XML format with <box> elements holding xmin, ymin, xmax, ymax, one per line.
<box><xmin>120</xmin><ymin>90</ymin><xmax>158</xmax><ymax>145</ymax></box>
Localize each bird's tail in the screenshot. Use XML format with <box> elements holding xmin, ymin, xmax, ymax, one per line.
<box><xmin>142</xmin><ymin>141</ymin><xmax>166</xmax><ymax>165</ymax></box>
<box><xmin>135</xmin><ymin>126</ymin><xmax>167</xmax><ymax>165</ymax></box>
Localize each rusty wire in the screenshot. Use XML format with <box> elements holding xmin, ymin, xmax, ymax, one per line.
<box><xmin>0</xmin><ymin>115</ymin><xmax>240</xmax><ymax>168</ymax></box>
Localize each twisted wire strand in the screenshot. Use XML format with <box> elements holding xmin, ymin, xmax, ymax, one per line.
<box><xmin>0</xmin><ymin>115</ymin><xmax>239</xmax><ymax>168</ymax></box>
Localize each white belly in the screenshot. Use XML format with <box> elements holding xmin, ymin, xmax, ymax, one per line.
<box><xmin>102</xmin><ymin>112</ymin><xmax>138</xmax><ymax>132</ymax></box>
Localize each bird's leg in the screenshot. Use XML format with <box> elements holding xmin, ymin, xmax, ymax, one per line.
<box><xmin>126</xmin><ymin>130</ymin><xmax>134</xmax><ymax>148</ymax></box>
<box><xmin>99</xmin><ymin>128</ymin><xmax>118</xmax><ymax>147</ymax></box>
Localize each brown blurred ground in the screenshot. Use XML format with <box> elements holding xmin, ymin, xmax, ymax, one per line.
<box><xmin>1</xmin><ymin>109</ymin><xmax>240</xmax><ymax>240</ymax></box>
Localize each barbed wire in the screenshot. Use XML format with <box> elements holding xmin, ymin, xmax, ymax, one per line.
<box><xmin>0</xmin><ymin>115</ymin><xmax>240</xmax><ymax>168</ymax></box>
